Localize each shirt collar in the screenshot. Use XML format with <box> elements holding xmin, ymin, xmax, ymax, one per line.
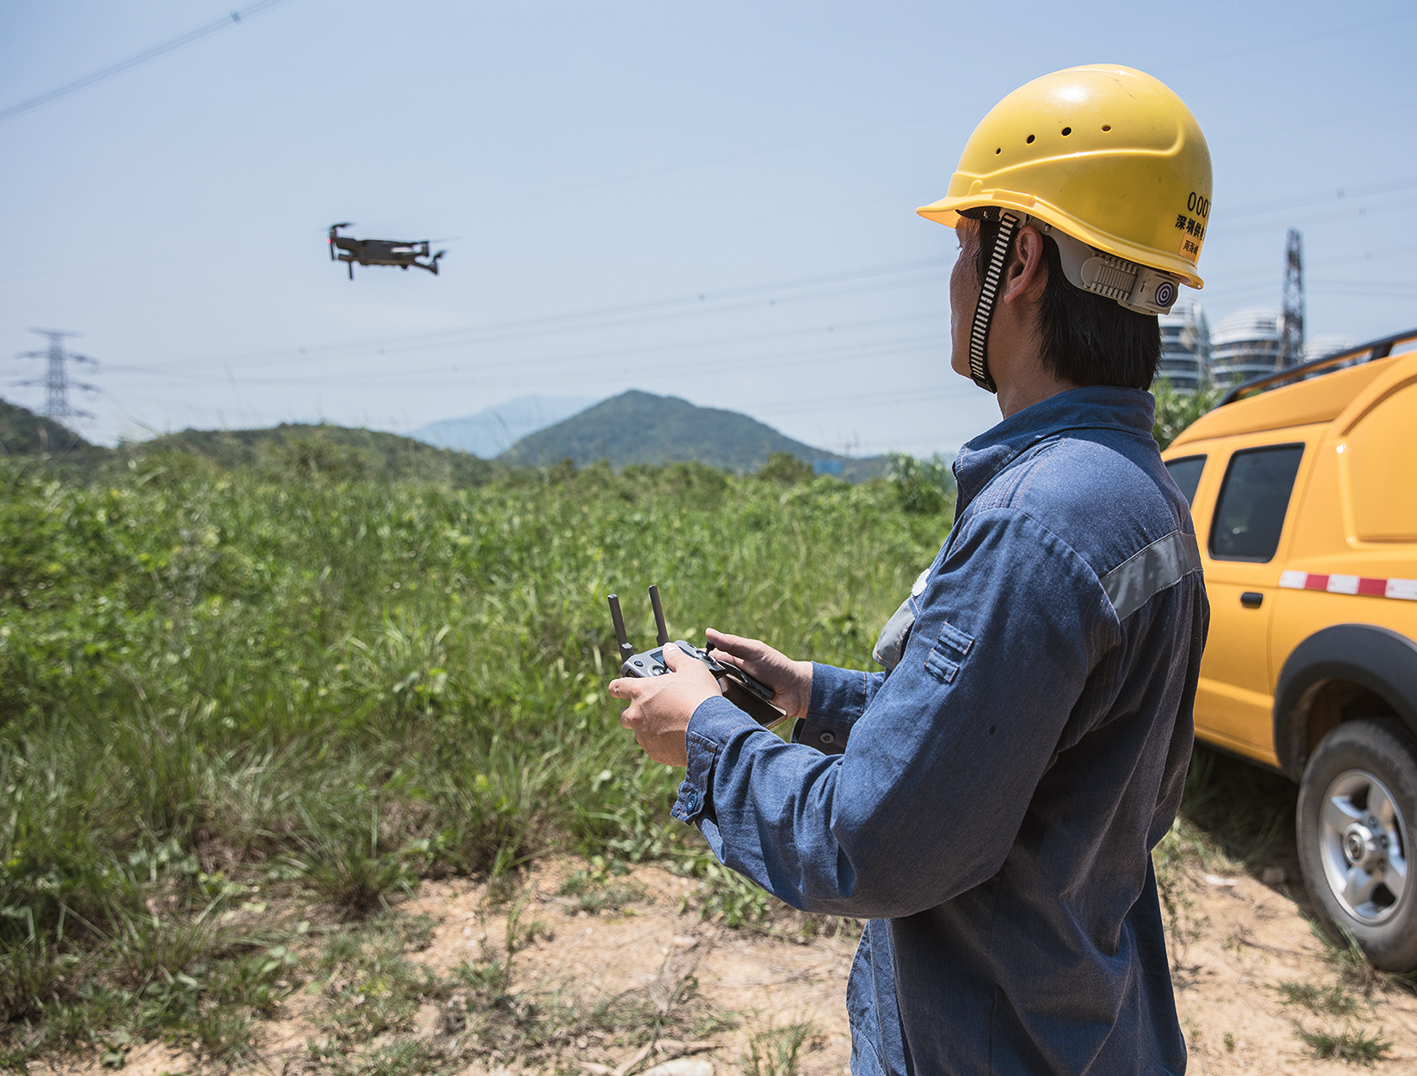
<box><xmin>952</xmin><ymin>386</ymin><xmax>1157</xmax><ymax>518</ymax></box>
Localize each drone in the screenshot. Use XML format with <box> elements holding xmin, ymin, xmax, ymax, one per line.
<box><xmin>327</xmin><ymin>223</ymin><xmax>445</xmax><ymax>279</ymax></box>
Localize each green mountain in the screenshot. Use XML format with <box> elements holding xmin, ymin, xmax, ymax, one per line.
<box><xmin>498</xmin><ymin>391</ymin><xmax>888</xmax><ymax>480</ymax></box>
<box><xmin>0</xmin><ymin>397</ymin><xmax>105</xmax><ymax>460</ymax></box>
<box><xmin>136</xmin><ymin>423</ymin><xmax>495</xmax><ymax>486</ymax></box>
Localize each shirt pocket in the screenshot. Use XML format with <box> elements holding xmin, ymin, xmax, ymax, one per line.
<box><xmin>923</xmin><ymin>620</ymin><xmax>974</xmax><ymax>684</ymax></box>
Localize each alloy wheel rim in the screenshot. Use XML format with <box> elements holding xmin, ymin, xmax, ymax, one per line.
<box><xmin>1319</xmin><ymin>768</ymin><xmax>1410</xmax><ymax>925</ymax></box>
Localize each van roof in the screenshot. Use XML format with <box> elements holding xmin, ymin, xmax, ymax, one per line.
<box><xmin>1169</xmin><ymin>330</ymin><xmax>1417</xmax><ymax>447</ymax></box>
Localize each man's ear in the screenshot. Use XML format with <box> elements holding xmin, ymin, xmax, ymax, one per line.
<box><xmin>1001</xmin><ymin>225</ymin><xmax>1048</xmax><ymax>305</ymax></box>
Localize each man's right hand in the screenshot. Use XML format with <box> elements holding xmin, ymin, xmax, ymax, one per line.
<box><xmin>705</xmin><ymin>628</ymin><xmax>813</xmax><ymax>722</ymax></box>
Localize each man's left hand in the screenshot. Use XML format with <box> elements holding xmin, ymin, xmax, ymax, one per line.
<box><xmin>609</xmin><ymin>644</ymin><xmax>722</xmax><ymax>767</ymax></box>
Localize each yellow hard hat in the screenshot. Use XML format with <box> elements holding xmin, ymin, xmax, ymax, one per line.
<box><xmin>918</xmin><ymin>64</ymin><xmax>1212</xmax><ymax>294</ymax></box>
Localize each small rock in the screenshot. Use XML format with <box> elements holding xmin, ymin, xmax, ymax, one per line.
<box><xmin>1261</xmin><ymin>866</ymin><xmax>1286</xmax><ymax>886</ymax></box>
<box><xmin>642</xmin><ymin>1061</ymin><xmax>714</xmax><ymax>1076</ymax></box>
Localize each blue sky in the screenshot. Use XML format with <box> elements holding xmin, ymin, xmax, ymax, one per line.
<box><xmin>3</xmin><ymin>0</ymin><xmax>1414</xmax><ymax>455</ymax></box>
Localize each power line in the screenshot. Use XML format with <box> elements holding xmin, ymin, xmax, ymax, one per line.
<box><xmin>122</xmin><ymin>328</ymin><xmax>953</xmax><ymax>392</ymax></box>
<box><xmin>1215</xmin><ymin>176</ymin><xmax>1417</xmax><ymax>221</ymax></box>
<box><xmin>0</xmin><ymin>0</ymin><xmax>296</xmax><ymax>124</ymax></box>
<box><xmin>106</xmin><ymin>255</ymin><xmax>950</xmax><ymax>373</ymax></box>
<box><xmin>111</xmin><ymin>308</ymin><xmax>948</xmax><ymax>386</ymax></box>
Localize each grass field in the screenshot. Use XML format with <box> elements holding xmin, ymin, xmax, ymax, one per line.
<box><xmin>0</xmin><ymin>449</ymin><xmax>949</xmax><ymax>1065</ymax></box>
<box><xmin>0</xmin><ymin>382</ymin><xmax>1256</xmax><ymax>1068</ymax></box>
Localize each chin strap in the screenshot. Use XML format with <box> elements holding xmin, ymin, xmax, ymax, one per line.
<box><xmin>966</xmin><ymin>210</ymin><xmax>1020</xmax><ymax>394</ymax></box>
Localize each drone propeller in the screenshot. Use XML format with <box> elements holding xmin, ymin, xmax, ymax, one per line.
<box><xmin>329</xmin><ymin>222</ymin><xmax>353</xmax><ymax>260</ymax></box>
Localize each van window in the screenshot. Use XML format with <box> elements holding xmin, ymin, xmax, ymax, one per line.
<box><xmin>1210</xmin><ymin>445</ymin><xmax>1305</xmax><ymax>561</ymax></box>
<box><xmin>1164</xmin><ymin>455</ymin><xmax>1206</xmax><ymax>507</ymax></box>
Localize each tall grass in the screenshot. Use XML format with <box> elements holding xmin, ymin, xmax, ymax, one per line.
<box><xmin>0</xmin><ymin>453</ymin><xmax>948</xmax><ymax>1045</ymax></box>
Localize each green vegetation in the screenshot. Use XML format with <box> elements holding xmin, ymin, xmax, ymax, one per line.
<box><xmin>1152</xmin><ymin>379</ymin><xmax>1223</xmax><ymax>451</ymax></box>
<box><xmin>0</xmin><ymin>383</ymin><xmax>1312</xmax><ymax>1066</ymax></box>
<box><xmin>1293</xmin><ymin>1023</ymin><xmax>1393</xmax><ymax>1064</ymax></box>
<box><xmin>0</xmin><ymin>450</ymin><xmax>944</xmax><ymax>1063</ymax></box>
<box><xmin>1277</xmin><ymin>980</ymin><xmax>1359</xmax><ymax>1017</ymax></box>
<box><xmin>558</xmin><ymin>861</ymin><xmax>648</xmax><ymax>916</ymax></box>
<box><xmin>1151</xmin><ymin>742</ymin><xmax>1302</xmax><ymax>973</ymax></box>
<box><xmin>136</xmin><ymin>424</ymin><xmax>495</xmax><ymax>487</ymax></box>
<box><xmin>1177</xmin><ymin>744</ymin><xmax>1297</xmax><ymax>869</ymax></box>
<box><xmin>742</xmin><ymin>1022</ymin><xmax>818</xmax><ymax>1076</ymax></box>
<box><xmin>0</xmin><ymin>399</ymin><xmax>103</xmax><ymax>466</ymax></box>
<box><xmin>887</xmin><ymin>452</ymin><xmax>955</xmax><ymax>515</ymax></box>
<box><xmin>2</xmin><ymin>404</ymin><xmax>495</xmax><ymax>488</ymax></box>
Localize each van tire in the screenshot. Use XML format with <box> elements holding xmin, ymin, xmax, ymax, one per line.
<box><xmin>1297</xmin><ymin>718</ymin><xmax>1417</xmax><ymax>971</ymax></box>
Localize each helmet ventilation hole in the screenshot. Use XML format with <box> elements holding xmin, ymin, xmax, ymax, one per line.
<box><xmin>1026</xmin><ymin>134</ymin><xmax>1035</xmax><ymax>144</ymax></box>
<box><xmin>1101</xmin><ymin>124</ymin><xmax>1111</xmax><ymax>132</ymax></box>
<box><xmin>1061</xmin><ymin>127</ymin><xmax>1072</xmax><ymax>136</ymax></box>
<box><xmin>995</xmin><ymin>147</ymin><xmax>1001</xmax><ymax>154</ymax></box>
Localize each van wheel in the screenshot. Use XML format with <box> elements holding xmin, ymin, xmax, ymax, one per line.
<box><xmin>1297</xmin><ymin>718</ymin><xmax>1417</xmax><ymax>971</ymax></box>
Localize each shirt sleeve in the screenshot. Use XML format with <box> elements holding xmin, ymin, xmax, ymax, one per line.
<box><xmin>671</xmin><ymin>507</ymin><xmax>1119</xmax><ymax>920</ymax></box>
<box><xmin>788</xmin><ymin>662</ymin><xmax>887</xmax><ymax>753</ymax></box>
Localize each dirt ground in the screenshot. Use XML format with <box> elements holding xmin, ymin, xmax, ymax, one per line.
<box><xmin>47</xmin><ymin>855</ymin><xmax>1417</xmax><ymax>1076</ymax></box>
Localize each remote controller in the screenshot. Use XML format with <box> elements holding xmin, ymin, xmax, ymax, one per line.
<box><xmin>608</xmin><ymin>586</ymin><xmax>787</xmax><ymax>728</ymax></box>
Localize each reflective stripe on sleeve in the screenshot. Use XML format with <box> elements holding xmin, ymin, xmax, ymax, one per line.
<box><xmin>1101</xmin><ymin>530</ymin><xmax>1203</xmax><ymax>621</ymax></box>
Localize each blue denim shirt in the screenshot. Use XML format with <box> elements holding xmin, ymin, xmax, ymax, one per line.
<box><xmin>673</xmin><ymin>387</ymin><xmax>1206</xmax><ymax>1076</ymax></box>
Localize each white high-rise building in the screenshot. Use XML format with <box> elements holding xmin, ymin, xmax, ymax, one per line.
<box><xmin>1154</xmin><ymin>299</ymin><xmax>1211</xmax><ymax>393</ymax></box>
<box><xmin>1303</xmin><ymin>334</ymin><xmax>1359</xmax><ymax>364</ymax></box>
<box><xmin>1211</xmin><ymin>307</ymin><xmax>1283</xmax><ymax>386</ymax></box>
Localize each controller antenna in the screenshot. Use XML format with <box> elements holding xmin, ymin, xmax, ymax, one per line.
<box><xmin>649</xmin><ymin>584</ymin><xmax>669</xmax><ymax>646</ymax></box>
<box><xmin>608</xmin><ymin>594</ymin><xmax>635</xmax><ymax>662</ymax></box>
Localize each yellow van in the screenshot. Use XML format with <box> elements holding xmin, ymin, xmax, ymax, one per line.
<box><xmin>1162</xmin><ymin>328</ymin><xmax>1417</xmax><ymax>970</ymax></box>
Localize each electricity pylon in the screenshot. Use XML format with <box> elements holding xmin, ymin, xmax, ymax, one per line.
<box><xmin>16</xmin><ymin>328</ymin><xmax>98</xmax><ymax>420</ymax></box>
<box><xmin>1278</xmin><ymin>229</ymin><xmax>1305</xmax><ymax>368</ymax></box>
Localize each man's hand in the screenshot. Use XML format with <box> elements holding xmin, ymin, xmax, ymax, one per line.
<box><xmin>609</xmin><ymin>644</ymin><xmax>722</xmax><ymax>767</ymax></box>
<box><xmin>705</xmin><ymin>629</ymin><xmax>813</xmax><ymax>722</ymax></box>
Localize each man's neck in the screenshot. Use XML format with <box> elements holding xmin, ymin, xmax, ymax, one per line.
<box><xmin>988</xmin><ymin>319</ymin><xmax>1079</xmax><ymax>419</ymax></box>
<box><xmin>996</xmin><ymin>365</ymin><xmax>1080</xmax><ymax>419</ymax></box>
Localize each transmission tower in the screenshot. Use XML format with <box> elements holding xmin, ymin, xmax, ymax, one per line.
<box><xmin>15</xmin><ymin>328</ymin><xmax>99</xmax><ymax>420</ymax></box>
<box><xmin>1279</xmin><ymin>228</ymin><xmax>1305</xmax><ymax>368</ymax></box>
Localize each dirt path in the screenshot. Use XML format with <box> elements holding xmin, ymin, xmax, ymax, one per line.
<box><xmin>69</xmin><ymin>857</ymin><xmax>1417</xmax><ymax>1075</ymax></box>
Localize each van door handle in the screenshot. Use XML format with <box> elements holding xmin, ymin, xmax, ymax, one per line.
<box><xmin>1241</xmin><ymin>592</ymin><xmax>1264</xmax><ymax>608</ymax></box>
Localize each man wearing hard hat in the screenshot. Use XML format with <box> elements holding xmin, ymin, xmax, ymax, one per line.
<box><xmin>613</xmin><ymin>65</ymin><xmax>1210</xmax><ymax>1075</ymax></box>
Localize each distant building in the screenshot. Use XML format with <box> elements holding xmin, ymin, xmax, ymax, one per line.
<box><xmin>1154</xmin><ymin>298</ymin><xmax>1211</xmax><ymax>393</ymax></box>
<box><xmin>1211</xmin><ymin>307</ymin><xmax>1284</xmax><ymax>387</ymax></box>
<box><xmin>1303</xmin><ymin>334</ymin><xmax>1360</xmax><ymax>365</ymax></box>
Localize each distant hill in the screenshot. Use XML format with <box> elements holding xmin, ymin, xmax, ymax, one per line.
<box><xmin>0</xmin><ymin>397</ymin><xmax>105</xmax><ymax>460</ymax></box>
<box><xmin>137</xmin><ymin>423</ymin><xmax>494</xmax><ymax>486</ymax></box>
<box><xmin>411</xmin><ymin>395</ymin><xmax>595</xmax><ymax>457</ymax></box>
<box><xmin>499</xmin><ymin>390</ymin><xmax>888</xmax><ymax>480</ymax></box>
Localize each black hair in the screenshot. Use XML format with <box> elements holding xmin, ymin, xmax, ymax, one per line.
<box><xmin>964</xmin><ymin>209</ymin><xmax>1161</xmax><ymax>389</ymax></box>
